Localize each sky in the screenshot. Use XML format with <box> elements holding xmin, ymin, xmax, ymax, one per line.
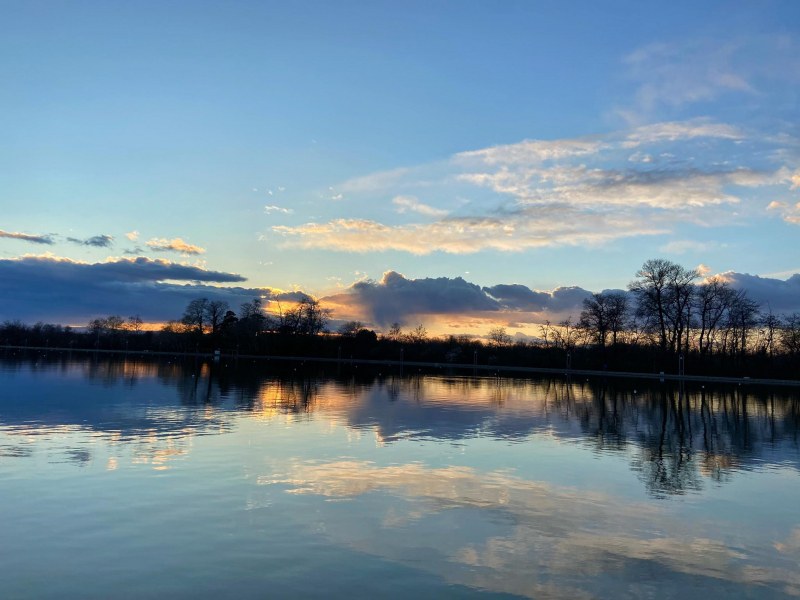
<box><xmin>1</xmin><ymin>0</ymin><xmax>799</xmax><ymax>333</ymax></box>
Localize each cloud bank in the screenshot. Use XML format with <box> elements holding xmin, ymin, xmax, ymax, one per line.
<box><xmin>2</xmin><ymin>256</ymin><xmax>798</xmax><ymax>329</ymax></box>
<box><xmin>0</xmin><ymin>256</ymin><xmax>251</xmax><ymax>323</ymax></box>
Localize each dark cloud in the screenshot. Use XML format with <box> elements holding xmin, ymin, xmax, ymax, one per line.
<box><xmin>0</xmin><ymin>229</ymin><xmax>53</xmax><ymax>245</ymax></box>
<box><xmin>484</xmin><ymin>283</ymin><xmax>591</xmax><ymax>315</ymax></box>
<box><xmin>722</xmin><ymin>272</ymin><xmax>800</xmax><ymax>314</ymax></box>
<box><xmin>339</xmin><ymin>271</ymin><xmax>500</xmax><ymax>326</ymax></box>
<box><xmin>548</xmin><ymin>286</ymin><xmax>594</xmax><ymax>313</ymax></box>
<box><xmin>483</xmin><ymin>284</ymin><xmax>551</xmax><ymax>311</ymax></box>
<box><xmin>67</xmin><ymin>235</ymin><xmax>114</xmax><ymax>248</ymax></box>
<box><xmin>0</xmin><ymin>256</ymin><xmax>253</xmax><ymax>323</ymax></box>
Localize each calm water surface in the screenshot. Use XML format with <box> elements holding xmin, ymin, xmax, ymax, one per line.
<box><xmin>1</xmin><ymin>354</ymin><xmax>799</xmax><ymax>599</ymax></box>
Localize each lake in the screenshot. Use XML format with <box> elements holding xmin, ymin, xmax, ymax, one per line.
<box><xmin>1</xmin><ymin>352</ymin><xmax>799</xmax><ymax>599</ymax></box>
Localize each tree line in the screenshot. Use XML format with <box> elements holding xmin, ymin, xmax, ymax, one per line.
<box><xmin>1</xmin><ymin>258</ymin><xmax>799</xmax><ymax>378</ymax></box>
<box><xmin>540</xmin><ymin>258</ymin><xmax>799</xmax><ymax>363</ymax></box>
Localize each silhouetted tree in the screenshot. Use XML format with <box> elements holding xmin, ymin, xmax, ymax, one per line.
<box><xmin>386</xmin><ymin>322</ymin><xmax>403</xmax><ymax>341</ymax></box>
<box><xmin>629</xmin><ymin>259</ymin><xmax>698</xmax><ymax>354</ymax></box>
<box><xmin>407</xmin><ymin>324</ymin><xmax>428</xmax><ymax>343</ymax></box>
<box><xmin>694</xmin><ymin>276</ymin><xmax>735</xmax><ymax>355</ymax></box>
<box><xmin>206</xmin><ymin>300</ymin><xmax>230</xmax><ymax>335</ymax></box>
<box><xmin>181</xmin><ymin>298</ymin><xmax>209</xmax><ymax>334</ymax></box>
<box><xmin>780</xmin><ymin>313</ymin><xmax>800</xmax><ymax>356</ymax></box>
<box><xmin>126</xmin><ymin>314</ymin><xmax>144</xmax><ymax>333</ymax></box>
<box><xmin>579</xmin><ymin>292</ymin><xmax>629</xmax><ymax>349</ymax></box>
<box><xmin>280</xmin><ymin>297</ymin><xmax>329</xmax><ymax>335</ymax></box>
<box><xmin>338</xmin><ymin>321</ymin><xmax>365</xmax><ymax>337</ymax></box>
<box><xmin>487</xmin><ymin>326</ymin><xmax>511</xmax><ymax>347</ymax></box>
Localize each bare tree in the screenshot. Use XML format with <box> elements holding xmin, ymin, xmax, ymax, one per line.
<box><xmin>206</xmin><ymin>300</ymin><xmax>230</xmax><ymax>335</ymax></box>
<box><xmin>779</xmin><ymin>313</ymin><xmax>800</xmax><ymax>356</ymax></box>
<box><xmin>281</xmin><ymin>297</ymin><xmax>330</xmax><ymax>335</ymax></box>
<box><xmin>239</xmin><ymin>298</ymin><xmax>268</xmax><ymax>336</ymax></box>
<box><xmin>759</xmin><ymin>308</ymin><xmax>780</xmax><ymax>357</ymax></box>
<box><xmin>386</xmin><ymin>322</ymin><xmax>403</xmax><ymax>341</ymax></box>
<box><xmin>694</xmin><ymin>276</ymin><xmax>735</xmax><ymax>355</ymax></box>
<box><xmin>487</xmin><ymin>326</ymin><xmax>511</xmax><ymax>347</ymax></box>
<box><xmin>337</xmin><ymin>321</ymin><xmax>365</xmax><ymax>337</ymax></box>
<box><xmin>579</xmin><ymin>292</ymin><xmax>628</xmax><ymax>349</ymax></box>
<box><xmin>629</xmin><ymin>259</ymin><xmax>698</xmax><ymax>354</ymax></box>
<box><xmin>724</xmin><ymin>291</ymin><xmax>761</xmax><ymax>357</ymax></box>
<box><xmin>126</xmin><ymin>314</ymin><xmax>144</xmax><ymax>334</ymax></box>
<box><xmin>407</xmin><ymin>324</ymin><xmax>428</xmax><ymax>343</ymax></box>
<box><xmin>182</xmin><ymin>298</ymin><xmax>209</xmax><ymax>334</ymax></box>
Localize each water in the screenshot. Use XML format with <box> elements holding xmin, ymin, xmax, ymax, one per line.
<box><xmin>1</xmin><ymin>353</ymin><xmax>799</xmax><ymax>599</ymax></box>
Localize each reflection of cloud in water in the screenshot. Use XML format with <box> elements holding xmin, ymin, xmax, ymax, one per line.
<box><xmin>272</xmin><ymin>460</ymin><xmax>800</xmax><ymax>598</ymax></box>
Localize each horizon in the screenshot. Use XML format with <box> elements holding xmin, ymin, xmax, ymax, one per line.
<box><xmin>2</xmin><ymin>1</ymin><xmax>799</xmax><ymax>333</ymax></box>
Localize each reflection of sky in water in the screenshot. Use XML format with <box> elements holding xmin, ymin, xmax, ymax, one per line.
<box><xmin>1</xmin><ymin>355</ymin><xmax>799</xmax><ymax>599</ymax></box>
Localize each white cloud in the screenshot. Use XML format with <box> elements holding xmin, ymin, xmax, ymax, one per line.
<box><xmin>264</xmin><ymin>204</ymin><xmax>293</xmax><ymax>215</ymax></box>
<box><xmin>457</xmin><ymin>138</ymin><xmax>604</xmax><ymax>165</ymax></box>
<box><xmin>125</xmin><ymin>230</ymin><xmax>139</xmax><ymax>241</ymax></box>
<box><xmin>281</xmin><ymin>119</ymin><xmax>796</xmax><ymax>256</ymax></box>
<box><xmin>621</xmin><ymin>40</ymin><xmax>754</xmax><ymax>119</ymax></box>
<box><xmin>696</xmin><ymin>263</ymin><xmax>712</xmax><ymax>276</ymax></box>
<box><xmin>273</xmin><ymin>210</ymin><xmax>666</xmax><ymax>256</ymax></box>
<box><xmin>766</xmin><ymin>199</ymin><xmax>800</xmax><ymax>225</ymax></box>
<box><xmin>791</xmin><ymin>169</ymin><xmax>800</xmax><ymax>190</ymax></box>
<box><xmin>659</xmin><ymin>239</ymin><xmax>713</xmax><ymax>254</ymax></box>
<box><xmin>623</xmin><ymin>119</ymin><xmax>742</xmax><ymax>145</ymax></box>
<box><xmin>619</xmin><ymin>36</ymin><xmax>800</xmax><ymax>123</ymax></box>
<box><xmin>392</xmin><ymin>195</ymin><xmax>448</xmax><ymax>217</ymax></box>
<box><xmin>146</xmin><ymin>237</ymin><xmax>205</xmax><ymax>255</ymax></box>
<box><xmin>337</xmin><ymin>167</ymin><xmax>411</xmax><ymax>194</ymax></box>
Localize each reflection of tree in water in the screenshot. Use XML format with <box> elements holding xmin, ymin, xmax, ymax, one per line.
<box><xmin>3</xmin><ymin>355</ymin><xmax>799</xmax><ymax>496</ymax></box>
<box><xmin>555</xmin><ymin>380</ymin><xmax>800</xmax><ymax>497</ymax></box>
<box><xmin>627</xmin><ymin>387</ymin><xmax>704</xmax><ymax>497</ymax></box>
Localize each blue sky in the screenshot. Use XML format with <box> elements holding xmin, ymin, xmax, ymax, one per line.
<box><xmin>1</xmin><ymin>1</ymin><xmax>799</xmax><ymax>329</ymax></box>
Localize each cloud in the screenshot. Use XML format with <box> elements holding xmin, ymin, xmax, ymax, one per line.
<box><xmin>659</xmin><ymin>239</ymin><xmax>713</xmax><ymax>254</ymax></box>
<box><xmin>264</xmin><ymin>205</ymin><xmax>293</xmax><ymax>215</ymax></box>
<box><xmin>321</xmin><ymin>271</ymin><xmax>592</xmax><ymax>327</ymax></box>
<box><xmin>482</xmin><ymin>284</ymin><xmax>552</xmax><ymax>311</ymax></box>
<box><xmin>622</xmin><ymin>119</ymin><xmax>742</xmax><ymax>145</ymax></box>
<box><xmin>392</xmin><ymin>195</ymin><xmax>448</xmax><ymax>217</ymax></box>
<box><xmin>483</xmin><ymin>284</ymin><xmax>592</xmax><ymax>316</ymax></box>
<box><xmin>619</xmin><ymin>36</ymin><xmax>800</xmax><ymax>122</ymax></box>
<box><xmin>146</xmin><ymin>237</ymin><xmax>205</xmax><ymax>255</ymax></box>
<box><xmin>274</xmin><ymin>118</ymin><xmax>792</xmax><ymax>256</ymax></box>
<box><xmin>325</xmin><ymin>271</ymin><xmax>499</xmax><ymax>326</ymax></box>
<box><xmin>767</xmin><ymin>199</ymin><xmax>800</xmax><ymax>225</ymax></box>
<box><xmin>66</xmin><ymin>234</ymin><xmax>114</xmax><ymax>248</ymax></box>
<box><xmin>456</xmin><ymin>137</ymin><xmax>604</xmax><ymax>165</ymax></box>
<box><xmin>696</xmin><ymin>263</ymin><xmax>712</xmax><ymax>276</ymax></box>
<box><xmin>125</xmin><ymin>230</ymin><xmax>139</xmax><ymax>241</ymax></box>
<box><xmin>0</xmin><ymin>255</ymin><xmax>250</xmax><ymax>323</ymax></box>
<box><xmin>0</xmin><ymin>229</ymin><xmax>54</xmax><ymax>245</ymax></box>
<box><xmin>717</xmin><ymin>271</ymin><xmax>800</xmax><ymax>314</ymax></box>
<box><xmin>337</xmin><ymin>167</ymin><xmax>411</xmax><ymax>194</ymax></box>
<box><xmin>273</xmin><ymin>210</ymin><xmax>666</xmax><ymax>255</ymax></box>
<box><xmin>621</xmin><ymin>40</ymin><xmax>753</xmax><ymax>120</ymax></box>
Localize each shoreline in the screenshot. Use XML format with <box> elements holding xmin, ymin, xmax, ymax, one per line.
<box><xmin>3</xmin><ymin>344</ymin><xmax>799</xmax><ymax>387</ymax></box>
